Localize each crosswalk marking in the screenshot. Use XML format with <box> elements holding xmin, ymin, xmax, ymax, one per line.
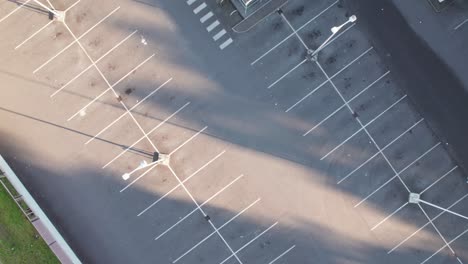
<box><xmin>219</xmin><ymin>38</ymin><xmax>233</xmax><ymax>50</ymax></box>
<box><xmin>207</xmin><ymin>20</ymin><xmax>220</xmax><ymax>32</ymax></box>
<box><xmin>193</xmin><ymin>2</ymin><xmax>206</xmax><ymax>14</ymax></box>
<box><xmin>213</xmin><ymin>29</ymin><xmax>226</xmax><ymax>41</ymax></box>
<box><xmin>187</xmin><ymin>0</ymin><xmax>197</xmax><ymax>5</ymax></box>
<box><xmin>200</xmin><ymin>11</ymin><xmax>213</xmax><ymax>23</ymax></box>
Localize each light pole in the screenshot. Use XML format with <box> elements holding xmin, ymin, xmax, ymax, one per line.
<box><xmin>122</xmin><ymin>152</ymin><xmax>169</xmax><ymax>180</ymax></box>
<box><xmin>308</xmin><ymin>15</ymin><xmax>357</xmax><ymax>60</ymax></box>
<box><xmin>31</xmin><ymin>0</ymin><xmax>65</xmax><ymax>21</ymax></box>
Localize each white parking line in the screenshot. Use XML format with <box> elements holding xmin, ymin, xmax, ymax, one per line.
<box><xmin>354</xmin><ymin>142</ymin><xmax>441</xmax><ymax>207</ymax></box>
<box><xmin>153</xmin><ymin>174</ymin><xmax>244</xmax><ymax>236</ymax></box>
<box><xmin>371</xmin><ymin>202</ymin><xmax>408</xmax><ymax>231</ymax></box>
<box><xmin>219</xmin><ymin>38</ymin><xmax>233</xmax><ymax>50</ymax></box>
<box><xmin>286</xmin><ymin>46</ymin><xmax>374</xmax><ymax>113</ymax></box>
<box><xmin>85</xmin><ymin>77</ymin><xmax>171</xmax><ymax>144</ymax></box>
<box><xmin>187</xmin><ymin>0</ymin><xmax>197</xmax><ymax>5</ymax></box>
<box><xmin>169</xmin><ymin>126</ymin><xmax>207</xmax><ymax>155</ymax></box>
<box><xmin>193</xmin><ymin>2</ymin><xmax>206</xmax><ymax>14</ymax></box>
<box><xmin>0</xmin><ymin>0</ymin><xmax>32</xmax><ymax>24</ymax></box>
<box><xmin>206</xmin><ymin>20</ymin><xmax>220</xmax><ymax>32</ymax></box>
<box><xmin>420</xmin><ymin>165</ymin><xmax>458</xmax><ymax>195</ymax></box>
<box><xmin>417</xmin><ymin>203</ymin><xmax>455</xmax><ymax>255</ymax></box>
<box><xmin>320</xmin><ymin>94</ymin><xmax>407</xmax><ymax>160</ymax></box>
<box><xmin>172</xmin><ymin>198</ymin><xmax>261</xmax><ymax>263</ymax></box>
<box><xmin>268</xmin><ymin>59</ymin><xmax>307</xmax><ymax>89</ymax></box>
<box><xmin>213</xmin><ymin>29</ymin><xmax>227</xmax><ymax>41</ymax></box>
<box><xmin>388</xmin><ymin>193</ymin><xmax>468</xmax><ymax>254</ymax></box>
<box><xmin>421</xmin><ymin>228</ymin><xmax>468</xmax><ymax>264</ymax></box>
<box><xmin>33</xmin><ymin>6</ymin><xmax>121</xmax><ymax>74</ymax></box>
<box><xmin>167</xmin><ymin>165</ymin><xmax>243</xmax><ymax>264</ymax></box>
<box><xmin>455</xmin><ymin>18</ymin><xmax>468</xmax><ymax>30</ymax></box>
<box><xmin>219</xmin><ymin>221</ymin><xmax>279</xmax><ymax>264</ymax></box>
<box><xmin>15</xmin><ymin>20</ymin><xmax>54</xmax><ymax>50</ymax></box>
<box><xmin>102</xmin><ymin>102</ymin><xmax>190</xmax><ymax>168</ymax></box>
<box><xmin>200</xmin><ymin>11</ymin><xmax>213</xmax><ymax>23</ymax></box>
<box><xmin>135</xmin><ymin>150</ymin><xmax>225</xmax><ymax>211</ymax></box>
<box><xmin>268</xmin><ymin>245</ymin><xmax>296</xmax><ymax>264</ymax></box>
<box><xmin>67</xmin><ymin>54</ymin><xmax>155</xmax><ymax>121</ymax></box>
<box><xmin>51</xmin><ymin>30</ymin><xmax>138</xmax><ymax>98</ymax></box>
<box><xmin>419</xmin><ymin>199</ymin><xmax>468</xmax><ymax>221</ymax></box>
<box><xmin>250</xmin><ymin>0</ymin><xmax>339</xmax><ymax>66</ymax></box>
<box><xmin>337</xmin><ymin>118</ymin><xmax>424</xmax><ymax>184</ymax></box>
<box><xmin>301</xmin><ymin>70</ymin><xmax>390</xmax><ymax>134</ymax></box>
<box><xmin>119</xmin><ymin>163</ymin><xmax>159</xmax><ymax>192</ymax></box>
<box><xmin>279</xmin><ymin>11</ymin><xmax>308</xmax><ymax>50</ymax></box>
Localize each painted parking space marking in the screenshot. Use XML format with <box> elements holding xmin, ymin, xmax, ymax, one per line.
<box><xmin>172</xmin><ymin>198</ymin><xmax>261</xmax><ymax>263</ymax></box>
<box><xmin>51</xmin><ymin>30</ymin><xmax>139</xmax><ymax>98</ymax></box>
<box><xmin>200</xmin><ymin>11</ymin><xmax>213</xmax><ymax>23</ymax></box>
<box><xmin>320</xmin><ymin>94</ymin><xmax>407</xmax><ymax>160</ymax></box>
<box><xmin>33</xmin><ymin>6</ymin><xmax>121</xmax><ymax>74</ymax></box>
<box><xmin>193</xmin><ymin>2</ymin><xmax>207</xmax><ymax>14</ymax></box>
<box><xmin>250</xmin><ymin>0</ymin><xmax>340</xmax><ymax>66</ymax></box>
<box><xmin>85</xmin><ymin>77</ymin><xmax>171</xmax><ymax>144</ymax></box>
<box><xmin>0</xmin><ymin>0</ymin><xmax>33</xmax><ymax>24</ymax></box>
<box><xmin>301</xmin><ymin>70</ymin><xmax>390</xmax><ymax>135</ymax></box>
<box><xmin>67</xmin><ymin>54</ymin><xmax>155</xmax><ymax>121</ymax></box>
<box><xmin>354</xmin><ymin>142</ymin><xmax>441</xmax><ymax>208</ymax></box>
<box><xmin>454</xmin><ymin>17</ymin><xmax>468</xmax><ymax>30</ymax></box>
<box><xmin>207</xmin><ymin>20</ymin><xmax>220</xmax><ymax>32</ymax></box>
<box><xmin>219</xmin><ymin>221</ymin><xmax>279</xmax><ymax>264</ymax></box>
<box><xmin>213</xmin><ymin>29</ymin><xmax>226</xmax><ymax>41</ymax></box>
<box><xmin>152</xmin><ymin>174</ymin><xmax>244</xmax><ymax>236</ymax></box>
<box><xmin>102</xmin><ymin>102</ymin><xmax>190</xmax><ymax>168</ymax></box>
<box><xmin>268</xmin><ymin>244</ymin><xmax>296</xmax><ymax>264</ymax></box>
<box><xmin>187</xmin><ymin>0</ymin><xmax>197</xmax><ymax>5</ymax></box>
<box><xmin>219</xmin><ymin>38</ymin><xmax>233</xmax><ymax>50</ymax></box>
<box><xmin>337</xmin><ymin>118</ymin><xmax>424</xmax><ymax>184</ymax></box>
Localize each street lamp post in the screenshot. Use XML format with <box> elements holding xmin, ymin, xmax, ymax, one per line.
<box><xmin>122</xmin><ymin>152</ymin><xmax>169</xmax><ymax>180</ymax></box>
<box><xmin>308</xmin><ymin>15</ymin><xmax>357</xmax><ymax>61</ymax></box>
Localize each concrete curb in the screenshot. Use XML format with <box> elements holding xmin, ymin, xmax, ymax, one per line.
<box><xmin>0</xmin><ymin>155</ymin><xmax>81</xmax><ymax>264</ymax></box>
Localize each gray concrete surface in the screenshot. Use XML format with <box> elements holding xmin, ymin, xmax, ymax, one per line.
<box><xmin>0</xmin><ymin>0</ymin><xmax>467</xmax><ymax>263</ymax></box>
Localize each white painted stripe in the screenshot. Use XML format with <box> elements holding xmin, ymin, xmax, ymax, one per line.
<box><xmin>337</xmin><ymin>118</ymin><xmax>424</xmax><ymax>184</ymax></box>
<box><xmin>85</xmin><ymin>77</ymin><xmax>170</xmax><ymax>144</ymax></box>
<box><xmin>213</xmin><ymin>29</ymin><xmax>227</xmax><ymax>41</ymax></box>
<box><xmin>420</xmin><ymin>165</ymin><xmax>458</xmax><ymax>194</ymax></box>
<box><xmin>207</xmin><ymin>20</ymin><xmax>220</xmax><ymax>32</ymax></box>
<box><xmin>268</xmin><ymin>245</ymin><xmax>296</xmax><ymax>264</ymax></box>
<box><xmin>0</xmin><ymin>0</ymin><xmax>32</xmax><ymax>24</ymax></box>
<box><xmin>455</xmin><ymin>18</ymin><xmax>468</xmax><ymax>30</ymax></box>
<box><xmin>153</xmin><ymin>174</ymin><xmax>244</xmax><ymax>237</ymax></box>
<box><xmin>219</xmin><ymin>222</ymin><xmax>279</xmax><ymax>264</ymax></box>
<box><xmin>200</xmin><ymin>11</ymin><xmax>213</xmax><ymax>23</ymax></box>
<box><xmin>102</xmin><ymin>102</ymin><xmax>190</xmax><ymax>168</ymax></box>
<box><xmin>421</xmin><ymin>228</ymin><xmax>468</xmax><ymax>264</ymax></box>
<box><xmin>187</xmin><ymin>0</ymin><xmax>197</xmax><ymax>5</ymax></box>
<box><xmin>134</xmin><ymin>150</ymin><xmax>225</xmax><ymax>213</ymax></box>
<box><xmin>51</xmin><ymin>30</ymin><xmax>138</xmax><ymax>98</ymax></box>
<box><xmin>354</xmin><ymin>142</ymin><xmax>441</xmax><ymax>207</ymax></box>
<box><xmin>371</xmin><ymin>202</ymin><xmax>408</xmax><ymax>230</ymax></box>
<box><xmin>320</xmin><ymin>94</ymin><xmax>407</xmax><ymax>160</ymax></box>
<box><xmin>15</xmin><ymin>20</ymin><xmax>54</xmax><ymax>50</ymax></box>
<box><xmin>268</xmin><ymin>59</ymin><xmax>307</xmax><ymax>89</ymax></box>
<box><xmin>193</xmin><ymin>2</ymin><xmax>206</xmax><ymax>14</ymax></box>
<box><xmin>219</xmin><ymin>38</ymin><xmax>233</xmax><ymax>50</ymax></box>
<box><xmin>169</xmin><ymin>126</ymin><xmax>207</xmax><ymax>155</ymax></box>
<box><xmin>173</xmin><ymin>198</ymin><xmax>261</xmax><ymax>263</ymax></box>
<box><xmin>119</xmin><ymin>163</ymin><xmax>159</xmax><ymax>192</ymax></box>
<box><xmin>67</xmin><ymin>54</ymin><xmax>155</xmax><ymax>121</ymax></box>
<box><xmin>388</xmin><ymin>193</ymin><xmax>468</xmax><ymax>254</ymax></box>
<box><xmin>33</xmin><ymin>6</ymin><xmax>121</xmax><ymax>74</ymax></box>
<box><xmin>250</xmin><ymin>0</ymin><xmax>339</xmax><ymax>65</ymax></box>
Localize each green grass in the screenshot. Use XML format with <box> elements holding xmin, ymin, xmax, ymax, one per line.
<box><xmin>0</xmin><ymin>178</ymin><xmax>59</xmax><ymax>264</ymax></box>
